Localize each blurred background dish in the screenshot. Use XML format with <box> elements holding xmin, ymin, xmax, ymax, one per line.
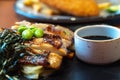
<box><xmin>40</xmin><ymin>0</ymin><xmax>100</xmax><ymax>17</ymax></box>
<box><xmin>14</xmin><ymin>0</ymin><xmax>120</xmax><ymax>23</ymax></box>
<box><xmin>23</xmin><ymin>0</ymin><xmax>61</xmax><ymax>16</ymax></box>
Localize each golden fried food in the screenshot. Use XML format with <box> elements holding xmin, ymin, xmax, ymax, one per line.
<box><xmin>40</xmin><ymin>0</ymin><xmax>100</xmax><ymax>17</ymax></box>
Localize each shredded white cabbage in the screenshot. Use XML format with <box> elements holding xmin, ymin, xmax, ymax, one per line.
<box><xmin>22</xmin><ymin>65</ymin><xmax>43</xmax><ymax>79</ymax></box>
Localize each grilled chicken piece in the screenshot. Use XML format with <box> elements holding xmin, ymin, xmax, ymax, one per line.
<box><xmin>19</xmin><ymin>53</ymin><xmax>49</xmax><ymax>66</ymax></box>
<box><xmin>25</xmin><ymin>42</ymin><xmax>68</xmax><ymax>56</ymax></box>
<box><xmin>12</xmin><ymin>20</ymin><xmax>74</xmax><ymax>57</ymax></box>
<box><xmin>14</xmin><ymin>21</ymin><xmax>74</xmax><ymax>57</ymax></box>
<box><xmin>24</xmin><ymin>34</ymin><xmax>72</xmax><ymax>56</ymax></box>
<box><xmin>48</xmin><ymin>53</ymin><xmax>63</xmax><ymax>69</ymax></box>
<box><xmin>20</xmin><ymin>48</ymin><xmax>63</xmax><ymax>79</ymax></box>
<box><xmin>11</xmin><ymin>21</ymin><xmax>74</xmax><ymax>79</ymax></box>
<box><xmin>55</xmin><ymin>25</ymin><xmax>73</xmax><ymax>41</ymax></box>
<box><xmin>44</xmin><ymin>25</ymin><xmax>74</xmax><ymax>41</ymax></box>
<box><xmin>19</xmin><ymin>52</ymin><xmax>63</xmax><ymax>69</ymax></box>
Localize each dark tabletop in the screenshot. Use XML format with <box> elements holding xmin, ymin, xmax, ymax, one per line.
<box><xmin>46</xmin><ymin>57</ymin><xmax>120</xmax><ymax>80</ymax></box>
<box><xmin>19</xmin><ymin>57</ymin><xmax>120</xmax><ymax>80</ymax></box>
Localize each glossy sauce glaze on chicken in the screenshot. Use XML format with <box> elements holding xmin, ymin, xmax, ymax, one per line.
<box><xmin>11</xmin><ymin>21</ymin><xmax>74</xmax><ymax>79</ymax></box>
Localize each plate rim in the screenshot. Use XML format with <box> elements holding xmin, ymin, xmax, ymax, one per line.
<box><xmin>14</xmin><ymin>0</ymin><xmax>120</xmax><ymax>23</ymax></box>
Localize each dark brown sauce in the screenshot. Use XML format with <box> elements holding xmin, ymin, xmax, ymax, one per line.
<box><xmin>83</xmin><ymin>35</ymin><xmax>113</xmax><ymax>40</ymax></box>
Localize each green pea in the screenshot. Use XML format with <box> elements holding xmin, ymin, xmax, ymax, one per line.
<box><xmin>29</xmin><ymin>25</ymin><xmax>38</xmax><ymax>34</ymax></box>
<box><xmin>106</xmin><ymin>5</ymin><xmax>120</xmax><ymax>13</ymax></box>
<box><xmin>18</xmin><ymin>25</ymin><xmax>27</xmax><ymax>34</ymax></box>
<box><xmin>34</xmin><ymin>28</ymin><xmax>44</xmax><ymax>38</ymax></box>
<box><xmin>22</xmin><ymin>29</ymin><xmax>33</xmax><ymax>40</ymax></box>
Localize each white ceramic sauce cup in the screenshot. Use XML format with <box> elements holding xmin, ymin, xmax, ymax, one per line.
<box><xmin>74</xmin><ymin>25</ymin><xmax>120</xmax><ymax>64</ymax></box>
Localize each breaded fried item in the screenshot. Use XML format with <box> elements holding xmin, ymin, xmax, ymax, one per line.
<box><xmin>40</xmin><ymin>0</ymin><xmax>100</xmax><ymax>17</ymax></box>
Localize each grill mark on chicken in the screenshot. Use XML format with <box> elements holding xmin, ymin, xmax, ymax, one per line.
<box><xmin>19</xmin><ymin>52</ymin><xmax>49</xmax><ymax>66</ymax></box>
<box><xmin>45</xmin><ymin>25</ymin><xmax>61</xmax><ymax>34</ymax></box>
<box><xmin>19</xmin><ymin>52</ymin><xmax>63</xmax><ymax>69</ymax></box>
<box><xmin>43</xmin><ymin>34</ymin><xmax>62</xmax><ymax>49</ymax></box>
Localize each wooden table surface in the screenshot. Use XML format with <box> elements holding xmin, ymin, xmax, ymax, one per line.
<box><xmin>0</xmin><ymin>0</ymin><xmax>18</xmax><ymax>28</ymax></box>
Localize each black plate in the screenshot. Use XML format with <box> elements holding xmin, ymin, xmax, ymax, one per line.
<box><xmin>14</xmin><ymin>0</ymin><xmax>120</xmax><ymax>24</ymax></box>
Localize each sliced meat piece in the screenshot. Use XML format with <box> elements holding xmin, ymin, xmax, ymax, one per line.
<box><xmin>29</xmin><ymin>43</ymin><xmax>67</xmax><ymax>56</ymax></box>
<box><xmin>19</xmin><ymin>52</ymin><xmax>63</xmax><ymax>69</ymax></box>
<box><xmin>43</xmin><ymin>34</ymin><xmax>62</xmax><ymax>49</ymax></box>
<box><xmin>19</xmin><ymin>53</ymin><xmax>49</xmax><ymax>66</ymax></box>
<box><xmin>43</xmin><ymin>25</ymin><xmax>74</xmax><ymax>41</ymax></box>
<box><xmin>55</xmin><ymin>25</ymin><xmax>74</xmax><ymax>41</ymax></box>
<box><xmin>61</xmin><ymin>39</ymin><xmax>72</xmax><ymax>49</ymax></box>
<box><xmin>48</xmin><ymin>53</ymin><xmax>63</xmax><ymax>69</ymax></box>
